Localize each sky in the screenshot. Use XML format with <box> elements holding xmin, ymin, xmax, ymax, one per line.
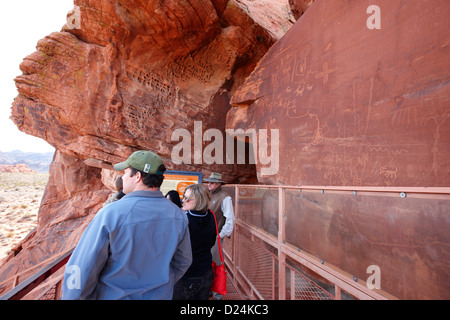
<box><xmin>0</xmin><ymin>0</ymin><xmax>75</xmax><ymax>153</ymax></box>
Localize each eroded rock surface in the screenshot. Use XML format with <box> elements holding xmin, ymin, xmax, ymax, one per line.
<box><xmin>229</xmin><ymin>0</ymin><xmax>450</xmax><ymax>187</ymax></box>
<box><xmin>1</xmin><ymin>0</ymin><xmax>295</xmax><ymax>291</ymax></box>
<box><xmin>227</xmin><ymin>0</ymin><xmax>450</xmax><ymax>300</ymax></box>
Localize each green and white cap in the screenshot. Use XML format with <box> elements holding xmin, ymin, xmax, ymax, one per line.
<box><xmin>114</xmin><ymin>150</ymin><xmax>165</xmax><ymax>175</ymax></box>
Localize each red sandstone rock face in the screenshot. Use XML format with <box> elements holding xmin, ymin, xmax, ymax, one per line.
<box><xmin>288</xmin><ymin>0</ymin><xmax>315</xmax><ymax>20</ymax></box>
<box><xmin>12</xmin><ymin>0</ymin><xmax>292</xmax><ymax>175</ymax></box>
<box><xmin>229</xmin><ymin>0</ymin><xmax>450</xmax><ymax>187</ymax></box>
<box><xmin>226</xmin><ymin>0</ymin><xmax>450</xmax><ymax>300</ymax></box>
<box><xmin>1</xmin><ymin>0</ymin><xmax>295</xmax><ymax>292</ymax></box>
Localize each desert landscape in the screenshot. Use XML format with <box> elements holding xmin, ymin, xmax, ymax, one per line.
<box><xmin>0</xmin><ymin>172</ymin><xmax>48</xmax><ymax>260</ymax></box>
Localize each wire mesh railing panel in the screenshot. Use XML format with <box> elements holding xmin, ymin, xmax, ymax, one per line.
<box><xmin>237</xmin><ymin>230</ymin><xmax>277</xmax><ymax>300</ymax></box>
<box><xmin>222</xmin><ymin>235</ymin><xmax>233</xmax><ymax>259</ymax></box>
<box><xmin>39</xmin><ymin>285</ymin><xmax>57</xmax><ymax>300</ymax></box>
<box><xmin>290</xmin><ymin>266</ymin><xmax>334</xmax><ymax>300</ymax></box>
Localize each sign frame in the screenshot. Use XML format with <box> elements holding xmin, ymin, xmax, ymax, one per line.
<box><xmin>160</xmin><ymin>170</ymin><xmax>203</xmax><ymax>199</ymax></box>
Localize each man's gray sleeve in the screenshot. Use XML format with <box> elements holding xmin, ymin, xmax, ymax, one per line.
<box><xmin>171</xmin><ymin>225</ymin><xmax>192</xmax><ymax>284</ymax></box>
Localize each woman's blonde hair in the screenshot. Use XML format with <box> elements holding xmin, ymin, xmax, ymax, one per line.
<box><xmin>184</xmin><ymin>183</ymin><xmax>210</xmax><ymax>212</ymax></box>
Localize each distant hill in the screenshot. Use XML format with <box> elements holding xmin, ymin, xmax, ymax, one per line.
<box><xmin>0</xmin><ymin>164</ymin><xmax>37</xmax><ymax>173</ymax></box>
<box><xmin>0</xmin><ymin>150</ymin><xmax>54</xmax><ymax>172</ymax></box>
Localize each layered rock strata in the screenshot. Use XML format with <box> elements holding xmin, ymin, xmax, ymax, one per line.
<box><xmin>0</xmin><ymin>0</ymin><xmax>294</xmax><ymax>292</ymax></box>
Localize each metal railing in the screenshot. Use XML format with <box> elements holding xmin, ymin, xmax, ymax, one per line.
<box><xmin>221</xmin><ymin>185</ymin><xmax>450</xmax><ymax>300</ymax></box>
<box><xmin>0</xmin><ymin>248</ymin><xmax>73</xmax><ymax>300</ymax></box>
<box><xmin>1</xmin><ymin>185</ymin><xmax>448</xmax><ymax>300</ymax></box>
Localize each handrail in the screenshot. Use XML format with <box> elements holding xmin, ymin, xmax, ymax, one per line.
<box><xmin>1</xmin><ymin>184</ymin><xmax>447</xmax><ymax>300</ymax></box>
<box><xmin>232</xmin><ymin>219</ymin><xmax>392</xmax><ymax>300</ymax></box>
<box><xmin>228</xmin><ymin>184</ymin><xmax>450</xmax><ymax>194</ymax></box>
<box><xmin>222</xmin><ymin>184</ymin><xmax>449</xmax><ymax>300</ymax></box>
<box><xmin>0</xmin><ymin>248</ymin><xmax>74</xmax><ymax>300</ymax></box>
<box><xmin>0</xmin><ymin>248</ymin><xmax>74</xmax><ymax>289</ymax></box>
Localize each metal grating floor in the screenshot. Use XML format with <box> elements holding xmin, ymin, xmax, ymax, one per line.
<box><xmin>222</xmin><ymin>274</ymin><xmax>245</xmax><ymax>300</ymax></box>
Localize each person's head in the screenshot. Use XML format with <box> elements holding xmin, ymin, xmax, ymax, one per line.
<box><xmin>115</xmin><ymin>175</ymin><xmax>123</xmax><ymax>191</ymax></box>
<box><xmin>203</xmin><ymin>172</ymin><xmax>225</xmax><ymax>192</ymax></box>
<box><xmin>113</xmin><ymin>150</ymin><xmax>166</xmax><ymax>194</ymax></box>
<box><xmin>182</xmin><ymin>183</ymin><xmax>210</xmax><ymax>213</ymax></box>
<box><xmin>165</xmin><ymin>190</ymin><xmax>182</xmax><ymax>208</ymax></box>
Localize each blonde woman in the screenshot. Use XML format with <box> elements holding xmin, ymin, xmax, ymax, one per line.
<box><xmin>173</xmin><ymin>184</ymin><xmax>217</xmax><ymax>300</ymax></box>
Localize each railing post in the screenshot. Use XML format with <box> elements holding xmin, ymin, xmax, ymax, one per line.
<box><xmin>272</xmin><ymin>255</ymin><xmax>277</xmax><ymax>299</ymax></box>
<box><xmin>13</xmin><ymin>276</ymin><xmax>19</xmax><ymax>288</ymax></box>
<box><xmin>290</xmin><ymin>267</ymin><xmax>295</xmax><ymax>300</ymax></box>
<box><xmin>335</xmin><ymin>285</ymin><xmax>342</xmax><ymax>300</ymax></box>
<box><xmin>233</xmin><ymin>185</ymin><xmax>239</xmax><ymax>273</ymax></box>
<box><xmin>278</xmin><ymin>187</ymin><xmax>286</xmax><ymax>300</ymax></box>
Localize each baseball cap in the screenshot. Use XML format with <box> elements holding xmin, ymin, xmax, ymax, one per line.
<box><xmin>114</xmin><ymin>150</ymin><xmax>165</xmax><ymax>175</ymax></box>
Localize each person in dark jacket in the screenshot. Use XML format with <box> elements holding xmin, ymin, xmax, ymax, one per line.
<box><xmin>165</xmin><ymin>190</ymin><xmax>182</xmax><ymax>208</ymax></box>
<box><xmin>173</xmin><ymin>183</ymin><xmax>217</xmax><ymax>300</ymax></box>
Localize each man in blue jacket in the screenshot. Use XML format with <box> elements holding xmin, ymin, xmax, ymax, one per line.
<box><xmin>62</xmin><ymin>150</ymin><xmax>192</xmax><ymax>299</ymax></box>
